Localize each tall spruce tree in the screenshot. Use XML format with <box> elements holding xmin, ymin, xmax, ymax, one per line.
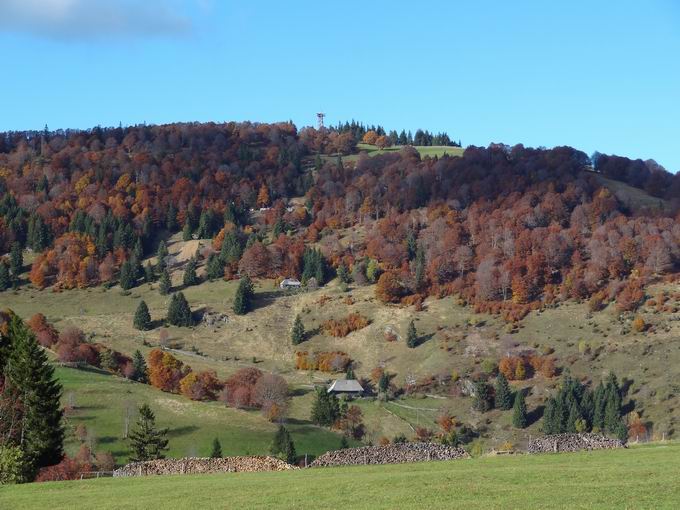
<box><xmin>182</xmin><ymin>219</ymin><xmax>193</xmax><ymax>241</ymax></box>
<box><xmin>233</xmin><ymin>275</ymin><xmax>254</xmax><ymax>315</ymax></box>
<box><xmin>270</xmin><ymin>425</ymin><xmax>296</xmax><ymax>464</ymax></box>
<box><xmin>406</xmin><ymin>320</ymin><xmax>418</xmax><ymax>348</ymax></box>
<box><xmin>167</xmin><ymin>292</ymin><xmax>193</xmax><ymax>327</ymax></box>
<box><xmin>291</xmin><ymin>315</ymin><xmax>305</xmax><ymax>345</ymax></box>
<box><xmin>131</xmin><ymin>350</ymin><xmax>148</xmax><ymax>383</ymax></box>
<box><xmin>0</xmin><ymin>262</ymin><xmax>9</xmax><ymax>291</ymax></box>
<box><xmin>310</xmin><ymin>388</ymin><xmax>340</xmax><ymax>427</ymax></box>
<box><xmin>119</xmin><ymin>260</ymin><xmax>135</xmax><ymax>290</ymax></box>
<box><xmin>473</xmin><ymin>381</ymin><xmax>493</xmax><ymax>412</ymax></box>
<box><xmin>494</xmin><ymin>373</ymin><xmax>513</xmax><ymax>410</ymax></box>
<box><xmin>128</xmin><ymin>404</ymin><xmax>169</xmax><ymax>462</ymax></box>
<box><xmin>206</xmin><ymin>253</ymin><xmax>224</xmax><ymax>281</ymax></box>
<box><xmin>183</xmin><ymin>257</ymin><xmax>199</xmax><ymax>287</ymax></box>
<box><xmin>133</xmin><ymin>300</ymin><xmax>152</xmax><ymax>331</ymax></box>
<box><xmin>3</xmin><ymin>313</ymin><xmax>64</xmax><ymax>475</ymax></box>
<box><xmin>210</xmin><ymin>437</ymin><xmax>223</xmax><ymax>458</ymax></box>
<box><xmin>414</xmin><ymin>244</ymin><xmax>426</xmax><ymax>291</ymax></box>
<box><xmin>158</xmin><ymin>269</ymin><xmax>171</xmax><ymax>295</ymax></box>
<box><xmin>512</xmin><ymin>391</ymin><xmax>528</xmax><ymax>428</ymax></box>
<box><xmin>156</xmin><ymin>241</ymin><xmax>169</xmax><ymax>270</ymax></box>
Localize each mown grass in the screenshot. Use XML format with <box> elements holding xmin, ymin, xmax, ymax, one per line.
<box><xmin>1</xmin><ymin>443</ymin><xmax>678</xmax><ymax>509</ymax></box>
<box><xmin>56</xmin><ymin>365</ymin><xmax>348</xmax><ymax>463</ymax></box>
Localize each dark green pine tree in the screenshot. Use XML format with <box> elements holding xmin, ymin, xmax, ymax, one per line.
<box><xmin>166</xmin><ymin>204</ymin><xmax>178</xmax><ymax>232</ymax></box>
<box><xmin>272</xmin><ymin>217</ymin><xmax>285</xmax><ymax>238</ymax></box>
<box><xmin>494</xmin><ymin>373</ymin><xmax>513</xmax><ymax>410</ymax></box>
<box><xmin>144</xmin><ymin>262</ymin><xmax>156</xmax><ymax>283</ymax></box>
<box><xmin>167</xmin><ymin>292</ymin><xmax>193</xmax><ymax>327</ymax></box>
<box><xmin>119</xmin><ymin>260</ymin><xmax>135</xmax><ymax>290</ymax></box>
<box><xmin>158</xmin><ymin>269</ymin><xmax>172</xmax><ymax>296</ymax></box>
<box><xmin>512</xmin><ymin>390</ymin><xmax>528</xmax><ymax>429</ymax></box>
<box><xmin>291</xmin><ymin>314</ymin><xmax>305</xmax><ymax>345</ymax></box>
<box><xmin>566</xmin><ymin>401</ymin><xmax>581</xmax><ymax>433</ymax></box>
<box><xmin>128</xmin><ymin>404</ymin><xmax>169</xmax><ymax>462</ymax></box>
<box><xmin>339</xmin><ymin>436</ymin><xmax>349</xmax><ymax>449</ymax></box>
<box><xmin>378</xmin><ymin>372</ymin><xmax>390</xmax><ymax>394</ymax></box>
<box><xmin>133</xmin><ymin>300</ymin><xmax>152</xmax><ymax>331</ymax></box>
<box><xmin>233</xmin><ymin>275</ymin><xmax>254</xmax><ymax>315</ymax></box>
<box><xmin>542</xmin><ymin>398</ymin><xmax>558</xmax><ymax>434</ymax></box>
<box><xmin>592</xmin><ymin>382</ymin><xmax>606</xmax><ymax>431</ymax></box>
<box><xmin>270</xmin><ymin>426</ymin><xmax>296</xmax><ymax>465</ymax></box>
<box><xmin>131</xmin><ymin>350</ymin><xmax>148</xmax><ymax>383</ymax></box>
<box><xmin>206</xmin><ymin>253</ymin><xmax>224</xmax><ymax>281</ymax></box>
<box><xmin>10</xmin><ymin>242</ymin><xmax>22</xmax><ymax>286</ymax></box>
<box><xmin>406</xmin><ymin>230</ymin><xmax>418</xmax><ymax>260</ymax></box>
<box><xmin>310</xmin><ymin>388</ymin><xmax>340</xmax><ymax>427</ymax></box>
<box><xmin>406</xmin><ymin>320</ymin><xmax>418</xmax><ymax>348</ymax></box>
<box><xmin>473</xmin><ymin>381</ymin><xmax>493</xmax><ymax>412</ymax></box>
<box><xmin>182</xmin><ymin>219</ymin><xmax>193</xmax><ymax>241</ymax></box>
<box><xmin>345</xmin><ymin>365</ymin><xmax>355</xmax><ymax>380</ymax></box>
<box><xmin>0</xmin><ymin>262</ymin><xmax>10</xmax><ymax>291</ymax></box>
<box><xmin>4</xmin><ymin>313</ymin><xmax>64</xmax><ymax>475</ymax></box>
<box><xmin>210</xmin><ymin>437</ymin><xmax>223</xmax><ymax>458</ymax></box>
<box><xmin>183</xmin><ymin>257</ymin><xmax>199</xmax><ymax>287</ymax></box>
<box><xmin>156</xmin><ymin>241</ymin><xmax>169</xmax><ymax>271</ymax></box>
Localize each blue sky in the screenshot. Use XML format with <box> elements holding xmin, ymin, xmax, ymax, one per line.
<box><xmin>1</xmin><ymin>0</ymin><xmax>679</xmax><ymax>171</ymax></box>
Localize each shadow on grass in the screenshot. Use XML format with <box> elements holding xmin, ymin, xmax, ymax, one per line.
<box><xmin>527</xmin><ymin>404</ymin><xmax>545</xmax><ymax>427</ymax></box>
<box><xmin>168</xmin><ymin>425</ymin><xmax>199</xmax><ymax>437</ymax></box>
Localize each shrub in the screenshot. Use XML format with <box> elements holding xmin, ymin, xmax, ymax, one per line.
<box><xmin>0</xmin><ymin>445</ymin><xmax>28</xmax><ymax>484</ymax></box>
<box><xmin>322</xmin><ymin>313</ymin><xmax>370</xmax><ymax>337</ymax></box>
<box><xmin>632</xmin><ymin>316</ymin><xmax>646</xmax><ymax>332</ymax></box>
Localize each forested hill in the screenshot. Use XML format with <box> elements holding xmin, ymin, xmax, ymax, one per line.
<box><xmin>0</xmin><ymin>121</ymin><xmax>678</xmax><ymax>316</ymax></box>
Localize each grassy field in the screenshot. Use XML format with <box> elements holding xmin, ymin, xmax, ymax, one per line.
<box><xmin>56</xmin><ymin>365</ymin><xmax>349</xmax><ymax>463</ymax></box>
<box><xmin>1</xmin><ymin>443</ymin><xmax>678</xmax><ymax>509</ymax></box>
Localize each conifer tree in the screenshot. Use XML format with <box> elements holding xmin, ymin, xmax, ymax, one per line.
<box><xmin>166</xmin><ymin>204</ymin><xmax>178</xmax><ymax>232</ymax></box>
<box><xmin>336</xmin><ymin>263</ymin><xmax>350</xmax><ymax>284</ymax></box>
<box><xmin>378</xmin><ymin>372</ymin><xmax>390</xmax><ymax>394</ymax></box>
<box><xmin>128</xmin><ymin>404</ymin><xmax>169</xmax><ymax>462</ymax></box>
<box><xmin>183</xmin><ymin>257</ymin><xmax>199</xmax><ymax>287</ymax></box>
<box><xmin>3</xmin><ymin>313</ymin><xmax>64</xmax><ymax>475</ymax></box>
<box><xmin>0</xmin><ymin>262</ymin><xmax>9</xmax><ymax>291</ymax></box>
<box><xmin>512</xmin><ymin>391</ymin><xmax>528</xmax><ymax>428</ymax></box>
<box><xmin>233</xmin><ymin>275</ymin><xmax>254</xmax><ymax>315</ymax></box>
<box><xmin>270</xmin><ymin>426</ymin><xmax>296</xmax><ymax>464</ymax></box>
<box><xmin>291</xmin><ymin>314</ymin><xmax>305</xmax><ymax>345</ymax></box>
<box><xmin>182</xmin><ymin>219</ymin><xmax>193</xmax><ymax>241</ymax></box>
<box><xmin>473</xmin><ymin>381</ymin><xmax>493</xmax><ymax>412</ymax></box>
<box><xmin>9</xmin><ymin>242</ymin><xmax>22</xmax><ymax>279</ymax></box>
<box><xmin>406</xmin><ymin>320</ymin><xmax>418</xmax><ymax>348</ymax></box>
<box><xmin>414</xmin><ymin>244</ymin><xmax>426</xmax><ymax>291</ymax></box>
<box><xmin>210</xmin><ymin>437</ymin><xmax>222</xmax><ymax>458</ymax></box>
<box><xmin>158</xmin><ymin>269</ymin><xmax>171</xmax><ymax>295</ymax></box>
<box><xmin>156</xmin><ymin>241</ymin><xmax>169</xmax><ymax>270</ymax></box>
<box><xmin>133</xmin><ymin>300</ymin><xmax>152</xmax><ymax>331</ymax></box>
<box><xmin>131</xmin><ymin>350</ymin><xmax>148</xmax><ymax>383</ymax></box>
<box><xmin>345</xmin><ymin>365</ymin><xmax>355</xmax><ymax>380</ymax></box>
<box><xmin>119</xmin><ymin>260</ymin><xmax>135</xmax><ymax>290</ymax></box>
<box><xmin>206</xmin><ymin>253</ymin><xmax>224</xmax><ymax>281</ymax></box>
<box><xmin>167</xmin><ymin>292</ymin><xmax>193</xmax><ymax>327</ymax></box>
<box><xmin>144</xmin><ymin>262</ymin><xmax>155</xmax><ymax>283</ymax></box>
<box><xmin>494</xmin><ymin>373</ymin><xmax>513</xmax><ymax>410</ymax></box>
<box><xmin>340</xmin><ymin>436</ymin><xmax>349</xmax><ymax>449</ymax></box>
<box><xmin>310</xmin><ymin>388</ymin><xmax>340</xmax><ymax>427</ymax></box>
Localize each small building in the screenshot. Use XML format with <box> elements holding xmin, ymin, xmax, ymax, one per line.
<box><xmin>279</xmin><ymin>278</ymin><xmax>301</xmax><ymax>290</ymax></box>
<box><xmin>327</xmin><ymin>379</ymin><xmax>364</xmax><ymax>397</ymax></box>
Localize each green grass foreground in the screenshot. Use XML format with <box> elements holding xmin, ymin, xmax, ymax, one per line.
<box><xmin>1</xmin><ymin>443</ymin><xmax>678</xmax><ymax>510</ymax></box>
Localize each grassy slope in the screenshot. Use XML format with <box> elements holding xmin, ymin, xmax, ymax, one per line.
<box><xmin>56</xmin><ymin>366</ymin><xmax>347</xmax><ymax>463</ymax></box>
<box><xmin>2</xmin><ymin>443</ymin><xmax>678</xmax><ymax>509</ymax></box>
<box><xmin>5</xmin><ymin>246</ymin><xmax>680</xmax><ymax>448</ymax></box>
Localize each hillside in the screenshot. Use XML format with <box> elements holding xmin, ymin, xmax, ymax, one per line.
<box><xmin>1</xmin><ymin>443</ymin><xmax>678</xmax><ymax>509</ymax></box>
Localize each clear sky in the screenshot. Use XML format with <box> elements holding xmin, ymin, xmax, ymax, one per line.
<box><xmin>1</xmin><ymin>0</ymin><xmax>679</xmax><ymax>171</ymax></box>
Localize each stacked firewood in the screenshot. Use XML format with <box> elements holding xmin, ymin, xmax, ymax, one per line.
<box><xmin>310</xmin><ymin>442</ymin><xmax>469</xmax><ymax>468</ymax></box>
<box><xmin>528</xmin><ymin>434</ymin><xmax>625</xmax><ymax>454</ymax></box>
<box><xmin>113</xmin><ymin>456</ymin><xmax>296</xmax><ymax>477</ymax></box>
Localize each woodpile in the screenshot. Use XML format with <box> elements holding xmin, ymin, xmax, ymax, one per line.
<box><xmin>310</xmin><ymin>442</ymin><xmax>469</xmax><ymax>468</ymax></box>
<box><xmin>528</xmin><ymin>433</ymin><xmax>625</xmax><ymax>454</ymax></box>
<box><xmin>113</xmin><ymin>456</ymin><xmax>296</xmax><ymax>477</ymax></box>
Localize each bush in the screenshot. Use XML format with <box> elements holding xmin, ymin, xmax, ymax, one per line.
<box><xmin>0</xmin><ymin>445</ymin><xmax>28</xmax><ymax>484</ymax></box>
<box><xmin>322</xmin><ymin>313</ymin><xmax>369</xmax><ymax>337</ymax></box>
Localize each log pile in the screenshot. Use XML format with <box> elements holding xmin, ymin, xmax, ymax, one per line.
<box><xmin>113</xmin><ymin>456</ymin><xmax>296</xmax><ymax>477</ymax></box>
<box><xmin>310</xmin><ymin>442</ymin><xmax>469</xmax><ymax>468</ymax></box>
<box><xmin>528</xmin><ymin>434</ymin><xmax>625</xmax><ymax>454</ymax></box>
